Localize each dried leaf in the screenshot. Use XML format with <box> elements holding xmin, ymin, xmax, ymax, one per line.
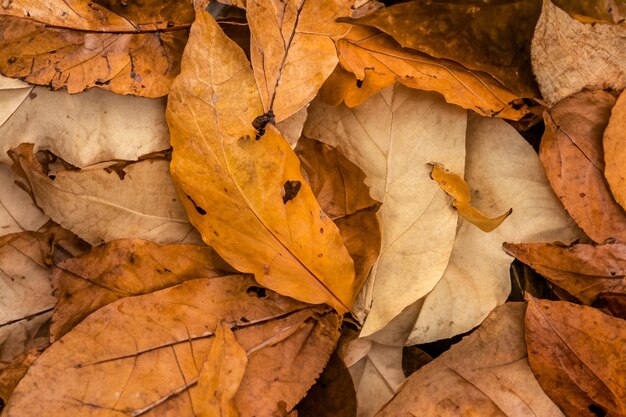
<box><xmin>532</xmin><ymin>0</ymin><xmax>626</xmax><ymax>106</ymax></box>
<box><xmin>331</xmin><ymin>26</ymin><xmax>538</xmax><ymax>119</ymax></box>
<box><xmin>526</xmin><ymin>298</ymin><xmax>626</xmax><ymax>417</ymax></box>
<box><xmin>0</xmin><ymin>348</ymin><xmax>43</xmax><ymax>407</ymax></box>
<box><xmin>10</xmin><ymin>144</ymin><xmax>201</xmax><ymax>246</ymax></box>
<box><xmin>603</xmin><ymin>90</ymin><xmax>626</xmax><ymax>212</ymax></box>
<box><xmin>0</xmin><ymin>75</ymin><xmax>31</xmax><ymax>126</ymax></box>
<box><xmin>167</xmin><ymin>10</ymin><xmax>355</xmax><ymax>312</ymax></box>
<box><xmin>376</xmin><ymin>303</ymin><xmax>565</xmax><ymax>417</ymax></box>
<box><xmin>594</xmin><ymin>292</ymin><xmax>626</xmax><ymax>319</ymax></box>
<box><xmin>541</xmin><ymin>90</ymin><xmax>626</xmax><ymax>243</ymax></box>
<box><xmin>51</xmin><ymin>239</ymin><xmax>236</xmax><ymax>340</ymax></box>
<box><xmin>551</xmin><ymin>0</ymin><xmax>626</xmax><ymax>24</ymax></box>
<box><xmin>276</xmin><ymin>106</ymin><xmax>308</xmax><ymax>147</ymax></box>
<box><xmin>503</xmin><ymin>242</ymin><xmax>626</xmax><ymax>305</ymax></box>
<box><xmin>0</xmin><ymin>1</ymin><xmax>194</xmax><ymax>97</ymax></box>
<box><xmin>304</xmin><ymin>84</ymin><xmax>466</xmax><ymax>334</ymax></box>
<box><xmin>193</xmin><ymin>323</ymin><xmax>247</xmax><ymax>417</ymax></box>
<box><xmin>0</xmin><ymin>164</ymin><xmax>48</xmax><ymax>236</ymax></box>
<box><xmin>247</xmin><ymin>0</ymin><xmax>350</xmax><ymax>121</ymax></box>
<box><xmin>4</xmin><ymin>277</ymin><xmax>340</xmax><ymax>417</ymax></box>
<box><xmin>344</xmin><ymin>0</ymin><xmax>541</xmax><ymax>98</ymax></box>
<box><xmin>0</xmin><ymin>87</ymin><xmax>169</xmax><ymax>167</ymax></box>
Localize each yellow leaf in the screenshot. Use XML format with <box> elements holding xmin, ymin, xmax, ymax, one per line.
<box><xmin>453</xmin><ymin>201</ymin><xmax>513</xmax><ymax>233</ymax></box>
<box><xmin>166</xmin><ymin>10</ymin><xmax>355</xmax><ymax>312</ymax></box>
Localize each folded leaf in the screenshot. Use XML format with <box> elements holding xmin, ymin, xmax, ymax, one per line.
<box><xmin>540</xmin><ymin>90</ymin><xmax>626</xmax><ymax>243</ymax></box>
<box><xmin>10</xmin><ymin>145</ymin><xmax>201</xmax><ymax>246</ymax></box>
<box><xmin>526</xmin><ymin>298</ymin><xmax>626</xmax><ymax>417</ymax></box>
<box><xmin>248</xmin><ymin>0</ymin><xmax>350</xmax><ymax>121</ymax></box>
<box><xmin>51</xmin><ymin>239</ymin><xmax>236</xmax><ymax>340</ymax></box>
<box><xmin>532</xmin><ymin>0</ymin><xmax>626</xmax><ymax>106</ymax></box>
<box><xmin>603</xmin><ymin>90</ymin><xmax>626</xmax><ymax>212</ymax></box>
<box><xmin>3</xmin><ymin>277</ymin><xmax>340</xmax><ymax>417</ymax></box>
<box><xmin>0</xmin><ymin>75</ymin><xmax>31</xmax><ymax>126</ymax></box>
<box><xmin>503</xmin><ymin>242</ymin><xmax>626</xmax><ymax>305</ymax></box>
<box><xmin>167</xmin><ymin>10</ymin><xmax>355</xmax><ymax>312</ymax></box>
<box><xmin>376</xmin><ymin>303</ymin><xmax>565</xmax><ymax>417</ymax></box>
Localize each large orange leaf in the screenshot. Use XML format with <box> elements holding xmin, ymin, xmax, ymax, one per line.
<box><xmin>166</xmin><ymin>10</ymin><xmax>355</xmax><ymax>312</ymax></box>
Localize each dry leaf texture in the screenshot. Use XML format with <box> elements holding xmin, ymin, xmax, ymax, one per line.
<box><xmin>526</xmin><ymin>298</ymin><xmax>626</xmax><ymax>416</ymax></box>
<box><xmin>4</xmin><ymin>277</ymin><xmax>340</xmax><ymax>417</ymax></box>
<box><xmin>0</xmin><ymin>164</ymin><xmax>48</xmax><ymax>236</ymax></box>
<box><xmin>603</xmin><ymin>89</ymin><xmax>626</xmax><ymax>212</ymax></box>
<box><xmin>376</xmin><ymin>303</ymin><xmax>565</xmax><ymax>417</ymax></box>
<box><xmin>532</xmin><ymin>0</ymin><xmax>626</xmax><ymax>106</ymax></box>
<box><xmin>167</xmin><ymin>10</ymin><xmax>355</xmax><ymax>312</ymax></box>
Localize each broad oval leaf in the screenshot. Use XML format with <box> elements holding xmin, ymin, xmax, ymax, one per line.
<box><xmin>166</xmin><ymin>10</ymin><xmax>355</xmax><ymax>312</ymax></box>
<box><xmin>4</xmin><ymin>277</ymin><xmax>341</xmax><ymax>417</ymax></box>
<box><xmin>603</xmin><ymin>90</ymin><xmax>626</xmax><ymax>212</ymax></box>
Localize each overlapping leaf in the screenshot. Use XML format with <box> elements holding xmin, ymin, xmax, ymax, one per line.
<box><xmin>0</xmin><ymin>164</ymin><xmax>48</xmax><ymax>236</ymax></box>
<box><xmin>166</xmin><ymin>10</ymin><xmax>355</xmax><ymax>313</ymax></box>
<box><xmin>603</xmin><ymin>90</ymin><xmax>626</xmax><ymax>211</ymax></box>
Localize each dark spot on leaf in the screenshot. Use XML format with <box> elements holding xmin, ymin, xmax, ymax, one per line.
<box><xmin>283</xmin><ymin>180</ymin><xmax>301</xmax><ymax>204</ymax></box>
<box><xmin>580</xmin><ymin>192</ymin><xmax>586</xmax><ymax>198</ymax></box>
<box><xmin>588</xmin><ymin>404</ymin><xmax>606</xmax><ymax>417</ymax></box>
<box><xmin>240</xmin><ymin>317</ymin><xmax>249</xmax><ymax>323</ymax></box>
<box><xmin>48</xmin><ymin>174</ymin><xmax>56</xmax><ymax>180</ymax></box>
<box><xmin>246</xmin><ymin>286</ymin><xmax>267</xmax><ymax>298</ymax></box>
<box><xmin>7</xmin><ymin>57</ymin><xmax>16</xmax><ymax>64</ymax></box>
<box><xmin>128</xmin><ymin>253</ymin><xmax>136</xmax><ymax>264</ymax></box>
<box><xmin>186</xmin><ymin>195</ymin><xmax>207</xmax><ymax>215</ymax></box>
<box><xmin>317</xmin><ymin>253</ymin><xmax>323</xmax><ymax>257</ymax></box>
<box><xmin>356</xmin><ymin>79</ymin><xmax>363</xmax><ymax>88</ymax></box>
<box><xmin>610</xmin><ymin>271</ymin><xmax>616</xmax><ymax>276</ymax></box>
<box><xmin>320</xmin><ymin>227</ymin><xmax>324</xmax><ymax>234</ymax></box>
<box><xmin>95</xmin><ymin>79</ymin><xmax>111</xmax><ymax>86</ymax></box>
<box><xmin>252</xmin><ymin>110</ymin><xmax>275</xmax><ymax>140</ymax></box>
<box><xmin>28</xmin><ymin>91</ymin><xmax>37</xmax><ymax>99</ymax></box>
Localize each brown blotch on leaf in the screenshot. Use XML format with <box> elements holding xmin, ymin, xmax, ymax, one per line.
<box><xmin>186</xmin><ymin>195</ymin><xmax>207</xmax><ymax>215</ymax></box>
<box><xmin>283</xmin><ymin>180</ymin><xmax>302</xmax><ymax>204</ymax></box>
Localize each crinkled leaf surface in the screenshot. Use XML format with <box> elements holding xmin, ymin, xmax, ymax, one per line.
<box><xmin>541</xmin><ymin>90</ymin><xmax>626</xmax><ymax>243</ymax></box>
<box><xmin>0</xmin><ymin>164</ymin><xmax>48</xmax><ymax>236</ymax></box>
<box><xmin>51</xmin><ymin>239</ymin><xmax>236</xmax><ymax>340</ymax></box>
<box><xmin>331</xmin><ymin>26</ymin><xmax>537</xmax><ymax>119</ymax></box>
<box><xmin>4</xmin><ymin>277</ymin><xmax>341</xmax><ymax>417</ymax></box>
<box><xmin>0</xmin><ymin>0</ymin><xmax>194</xmax><ymax>96</ymax></box>
<box><xmin>526</xmin><ymin>298</ymin><xmax>626</xmax><ymax>417</ymax></box>
<box><xmin>603</xmin><ymin>89</ymin><xmax>626</xmax><ymax>212</ymax></box>
<box><xmin>532</xmin><ymin>0</ymin><xmax>626</xmax><ymax>106</ymax></box>
<box><xmin>0</xmin><ymin>87</ymin><xmax>169</xmax><ymax>167</ymax></box>
<box><xmin>376</xmin><ymin>303</ymin><xmax>565</xmax><ymax>417</ymax></box>
<box><xmin>304</xmin><ymin>84</ymin><xmax>466</xmax><ymax>335</ymax></box>
<box><xmin>11</xmin><ymin>145</ymin><xmax>201</xmax><ymax>246</ymax></box>
<box><xmin>166</xmin><ymin>10</ymin><xmax>355</xmax><ymax>312</ymax></box>
<box><xmin>248</xmin><ymin>0</ymin><xmax>350</xmax><ymax>121</ymax></box>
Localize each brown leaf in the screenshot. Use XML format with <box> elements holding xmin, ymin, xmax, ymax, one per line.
<box><xmin>503</xmin><ymin>242</ymin><xmax>626</xmax><ymax>305</ymax></box>
<box><xmin>526</xmin><ymin>298</ymin><xmax>626</xmax><ymax>417</ymax></box>
<box><xmin>328</xmin><ymin>25</ymin><xmax>539</xmax><ymax>120</ymax></box>
<box><xmin>4</xmin><ymin>277</ymin><xmax>340</xmax><ymax>417</ymax></box>
<box><xmin>247</xmin><ymin>0</ymin><xmax>351</xmax><ymax>121</ymax></box>
<box><xmin>594</xmin><ymin>293</ymin><xmax>626</xmax><ymax>320</ymax></box>
<box><xmin>540</xmin><ymin>90</ymin><xmax>626</xmax><ymax>243</ymax></box>
<box><xmin>51</xmin><ymin>239</ymin><xmax>236</xmax><ymax>340</ymax></box>
<box><xmin>376</xmin><ymin>303</ymin><xmax>564</xmax><ymax>417</ymax></box>
<box><xmin>0</xmin><ymin>1</ymin><xmax>194</xmax><ymax>97</ymax></box>
<box><xmin>603</xmin><ymin>90</ymin><xmax>626</xmax><ymax>212</ymax></box>
<box><xmin>551</xmin><ymin>0</ymin><xmax>626</xmax><ymax>24</ymax></box>
<box><xmin>0</xmin><ymin>348</ymin><xmax>43</xmax><ymax>407</ymax></box>
<box><xmin>343</xmin><ymin>0</ymin><xmax>541</xmax><ymax>98</ymax></box>
<box><xmin>166</xmin><ymin>10</ymin><xmax>355</xmax><ymax>313</ymax></box>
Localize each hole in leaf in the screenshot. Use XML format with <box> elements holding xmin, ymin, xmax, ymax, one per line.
<box><xmin>246</xmin><ymin>286</ymin><xmax>267</xmax><ymax>298</ymax></box>
<box><xmin>588</xmin><ymin>404</ymin><xmax>607</xmax><ymax>417</ymax></box>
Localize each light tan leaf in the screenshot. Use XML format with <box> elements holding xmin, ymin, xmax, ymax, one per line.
<box><xmin>10</xmin><ymin>144</ymin><xmax>201</xmax><ymax>246</ymax></box>
<box><xmin>166</xmin><ymin>10</ymin><xmax>355</xmax><ymax>312</ymax></box>
<box><xmin>0</xmin><ymin>164</ymin><xmax>48</xmax><ymax>236</ymax></box>
<box><xmin>247</xmin><ymin>0</ymin><xmax>351</xmax><ymax>121</ymax></box>
<box><xmin>0</xmin><ymin>1</ymin><xmax>194</xmax><ymax>96</ymax></box>
<box><xmin>532</xmin><ymin>0</ymin><xmax>626</xmax><ymax>106</ymax></box>
<box><xmin>276</xmin><ymin>106</ymin><xmax>308</xmax><ymax>147</ymax></box>
<box><xmin>603</xmin><ymin>89</ymin><xmax>626</xmax><ymax>212</ymax></box>
<box><xmin>540</xmin><ymin>90</ymin><xmax>626</xmax><ymax>243</ymax></box>
<box><xmin>0</xmin><ymin>75</ymin><xmax>31</xmax><ymax>127</ymax></box>
<box><xmin>407</xmin><ymin>114</ymin><xmax>578</xmax><ymax>344</ymax></box>
<box><xmin>51</xmin><ymin>239</ymin><xmax>236</xmax><ymax>340</ymax></box>
<box><xmin>304</xmin><ymin>84</ymin><xmax>466</xmax><ymax>335</ymax></box>
<box><xmin>376</xmin><ymin>303</ymin><xmax>565</xmax><ymax>417</ymax></box>
<box><xmin>526</xmin><ymin>298</ymin><xmax>626</xmax><ymax>417</ymax></box>
<box><xmin>193</xmin><ymin>323</ymin><xmax>247</xmax><ymax>417</ymax></box>
<box><xmin>4</xmin><ymin>277</ymin><xmax>340</xmax><ymax>417</ymax></box>
<box><xmin>0</xmin><ymin>87</ymin><xmax>169</xmax><ymax>167</ymax></box>
<box><xmin>332</xmin><ymin>25</ymin><xmax>539</xmax><ymax>119</ymax></box>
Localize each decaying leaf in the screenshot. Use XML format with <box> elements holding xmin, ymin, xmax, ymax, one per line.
<box><xmin>594</xmin><ymin>292</ymin><xmax>626</xmax><ymax>319</ymax></box>
<box><xmin>167</xmin><ymin>10</ymin><xmax>355</xmax><ymax>313</ymax></box>
<box><xmin>51</xmin><ymin>239</ymin><xmax>236</xmax><ymax>340</ymax></box>
<box><xmin>503</xmin><ymin>242</ymin><xmax>626</xmax><ymax>305</ymax></box>
<box><xmin>532</xmin><ymin>0</ymin><xmax>626</xmax><ymax>106</ymax></box>
<box><xmin>4</xmin><ymin>277</ymin><xmax>341</xmax><ymax>417</ymax></box>
<box><xmin>0</xmin><ymin>226</ymin><xmax>85</xmax><ymax>363</ymax></box>
<box><xmin>247</xmin><ymin>0</ymin><xmax>350</xmax><ymax>121</ymax></box>
<box><xmin>331</xmin><ymin>25</ymin><xmax>539</xmax><ymax>119</ymax></box>
<box><xmin>407</xmin><ymin>114</ymin><xmax>579</xmax><ymax>344</ymax></box>
<box><xmin>0</xmin><ymin>0</ymin><xmax>194</xmax><ymax>96</ymax></box>
<box><xmin>603</xmin><ymin>90</ymin><xmax>626</xmax><ymax>212</ymax></box>
<box><xmin>376</xmin><ymin>303</ymin><xmax>565</xmax><ymax>417</ymax></box>
<box><xmin>344</xmin><ymin>0</ymin><xmax>541</xmax><ymax>98</ymax></box>
<box><xmin>526</xmin><ymin>298</ymin><xmax>626</xmax><ymax>417</ymax></box>
<box><xmin>10</xmin><ymin>145</ymin><xmax>201</xmax><ymax>246</ymax></box>
<box><xmin>304</xmin><ymin>84</ymin><xmax>466</xmax><ymax>335</ymax></box>
<box><xmin>0</xmin><ymin>87</ymin><xmax>169</xmax><ymax>167</ymax></box>
<box><xmin>0</xmin><ymin>164</ymin><xmax>48</xmax><ymax>236</ymax></box>
<box><xmin>0</xmin><ymin>347</ymin><xmax>43</xmax><ymax>407</ymax></box>
<box><xmin>541</xmin><ymin>90</ymin><xmax>626</xmax><ymax>243</ymax></box>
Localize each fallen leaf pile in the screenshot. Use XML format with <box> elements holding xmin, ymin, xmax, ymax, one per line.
<box><xmin>0</xmin><ymin>1</ymin><xmax>624</xmax><ymax>416</ymax></box>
